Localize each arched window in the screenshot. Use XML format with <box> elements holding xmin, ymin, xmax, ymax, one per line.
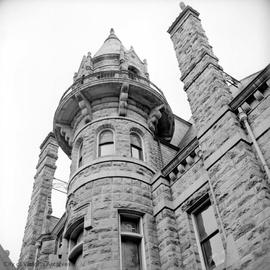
<box><xmin>67</xmin><ymin>221</ymin><xmax>84</xmax><ymax>269</ymax></box>
<box><xmin>130</xmin><ymin>133</ymin><xmax>143</xmax><ymax>160</ymax></box>
<box><xmin>77</xmin><ymin>141</ymin><xmax>83</xmax><ymax>168</ymax></box>
<box><xmin>98</xmin><ymin>130</ymin><xmax>114</xmax><ymax>157</ymax></box>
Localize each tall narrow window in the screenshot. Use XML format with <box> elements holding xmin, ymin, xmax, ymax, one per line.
<box><xmin>130</xmin><ymin>133</ymin><xmax>143</xmax><ymax>160</ymax></box>
<box><xmin>98</xmin><ymin>130</ymin><xmax>114</xmax><ymax>157</ymax></box>
<box><xmin>119</xmin><ymin>213</ymin><xmax>145</xmax><ymax>270</ymax></box>
<box><xmin>192</xmin><ymin>200</ymin><xmax>225</xmax><ymax>270</ymax></box>
<box><xmin>68</xmin><ymin>221</ymin><xmax>84</xmax><ymax>269</ymax></box>
<box><xmin>78</xmin><ymin>141</ymin><xmax>83</xmax><ymax>168</ymax></box>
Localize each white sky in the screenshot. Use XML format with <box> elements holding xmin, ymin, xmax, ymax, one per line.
<box><xmin>0</xmin><ymin>0</ymin><xmax>269</xmax><ymax>265</ymax></box>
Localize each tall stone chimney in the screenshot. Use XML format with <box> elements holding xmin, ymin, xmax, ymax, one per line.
<box><xmin>18</xmin><ymin>133</ymin><xmax>58</xmax><ymax>270</ymax></box>
<box><xmin>168</xmin><ymin>3</ymin><xmax>270</xmax><ymax>269</ymax></box>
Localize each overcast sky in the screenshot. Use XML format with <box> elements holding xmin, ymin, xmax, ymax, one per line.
<box><xmin>0</xmin><ymin>0</ymin><xmax>269</xmax><ymax>265</ymax></box>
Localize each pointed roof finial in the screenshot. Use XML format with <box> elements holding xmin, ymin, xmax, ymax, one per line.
<box><xmin>104</xmin><ymin>27</ymin><xmax>119</xmax><ymax>41</ymax></box>
<box><xmin>94</xmin><ymin>28</ymin><xmax>122</xmax><ymax>58</ymax></box>
<box><xmin>179</xmin><ymin>2</ymin><xmax>186</xmax><ymax>10</ymax></box>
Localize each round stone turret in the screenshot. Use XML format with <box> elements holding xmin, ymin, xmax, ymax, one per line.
<box><xmin>52</xmin><ymin>29</ymin><xmax>175</xmax><ymax>269</ymax></box>
<box><xmin>54</xmin><ymin>29</ymin><xmax>174</xmax><ymax>158</ymax></box>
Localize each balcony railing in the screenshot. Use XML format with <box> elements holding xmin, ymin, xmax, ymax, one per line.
<box><xmin>60</xmin><ymin>70</ymin><xmax>164</xmax><ymax>102</ymax></box>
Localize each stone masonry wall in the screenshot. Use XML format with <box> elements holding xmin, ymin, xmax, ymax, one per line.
<box><xmin>168</xmin><ymin>5</ymin><xmax>270</xmax><ymax>270</ymax></box>
<box><xmin>65</xmin><ymin>176</ymin><xmax>160</xmax><ymax>270</ymax></box>
<box><xmin>70</xmin><ymin>117</ymin><xmax>162</xmax><ymax>175</ymax></box>
<box><xmin>61</xmin><ymin>99</ymin><xmax>163</xmax><ymax>269</ymax></box>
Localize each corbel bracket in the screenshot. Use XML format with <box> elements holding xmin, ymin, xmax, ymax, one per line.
<box><xmin>56</xmin><ymin>123</ymin><xmax>73</xmax><ymax>147</ymax></box>
<box><xmin>118</xmin><ymin>82</ymin><xmax>129</xmax><ymax>116</ymax></box>
<box><xmin>75</xmin><ymin>93</ymin><xmax>92</xmax><ymax>122</ymax></box>
<box><xmin>147</xmin><ymin>105</ymin><xmax>164</xmax><ymax>133</ymax></box>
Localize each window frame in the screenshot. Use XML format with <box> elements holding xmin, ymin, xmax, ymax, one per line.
<box><xmin>118</xmin><ymin>211</ymin><xmax>146</xmax><ymax>270</ymax></box>
<box><xmin>65</xmin><ymin>219</ymin><xmax>84</xmax><ymax>269</ymax></box>
<box><xmin>97</xmin><ymin>129</ymin><xmax>115</xmax><ymax>157</ymax></box>
<box><xmin>130</xmin><ymin>132</ymin><xmax>144</xmax><ymax>161</ymax></box>
<box><xmin>190</xmin><ymin>198</ymin><xmax>225</xmax><ymax>270</ymax></box>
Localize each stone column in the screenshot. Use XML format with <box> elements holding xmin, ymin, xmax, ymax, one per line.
<box><xmin>168</xmin><ymin>4</ymin><xmax>270</xmax><ymax>270</ymax></box>
<box><xmin>18</xmin><ymin>133</ymin><xmax>58</xmax><ymax>270</ymax></box>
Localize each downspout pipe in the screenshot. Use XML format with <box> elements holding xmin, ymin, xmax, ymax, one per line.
<box><xmin>238</xmin><ymin>107</ymin><xmax>270</xmax><ymax>181</ymax></box>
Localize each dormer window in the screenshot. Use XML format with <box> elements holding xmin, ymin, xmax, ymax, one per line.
<box><xmin>130</xmin><ymin>133</ymin><xmax>143</xmax><ymax>160</ymax></box>
<box><xmin>128</xmin><ymin>66</ymin><xmax>139</xmax><ymax>80</ymax></box>
<box><xmin>98</xmin><ymin>129</ymin><xmax>114</xmax><ymax>157</ymax></box>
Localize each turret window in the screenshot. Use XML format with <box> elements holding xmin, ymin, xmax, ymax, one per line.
<box><xmin>67</xmin><ymin>220</ymin><xmax>84</xmax><ymax>270</ymax></box>
<box><xmin>119</xmin><ymin>212</ymin><xmax>146</xmax><ymax>270</ymax></box>
<box><xmin>98</xmin><ymin>129</ymin><xmax>114</xmax><ymax>157</ymax></box>
<box><xmin>130</xmin><ymin>133</ymin><xmax>143</xmax><ymax>160</ymax></box>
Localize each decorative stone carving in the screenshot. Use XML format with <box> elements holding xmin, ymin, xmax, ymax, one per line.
<box><xmin>179</xmin><ymin>2</ymin><xmax>186</xmax><ymax>10</ymax></box>
<box><xmin>253</xmin><ymin>90</ymin><xmax>264</xmax><ymax>101</ymax></box>
<box><xmin>143</xmin><ymin>59</ymin><xmax>149</xmax><ymax>79</ymax></box>
<box><xmin>147</xmin><ymin>105</ymin><xmax>164</xmax><ymax>133</ymax></box>
<box><xmin>119</xmin><ymin>82</ymin><xmax>129</xmax><ymax>116</ymax></box>
<box><xmin>74</xmin><ymin>52</ymin><xmax>93</xmax><ymax>82</ymax></box>
<box><xmin>56</xmin><ymin>124</ymin><xmax>73</xmax><ymax>147</ymax></box>
<box><xmin>67</xmin><ymin>193</ymin><xmax>77</xmax><ymax>215</ymax></box>
<box><xmin>169</xmin><ymin>172</ymin><xmax>176</xmax><ymax>181</ymax></box>
<box><xmin>241</xmin><ymin>102</ymin><xmax>251</xmax><ymax>113</ymax></box>
<box><xmin>75</xmin><ymin>93</ymin><xmax>92</xmax><ymax>122</ymax></box>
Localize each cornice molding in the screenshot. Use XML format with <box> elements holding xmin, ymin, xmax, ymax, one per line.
<box><xmin>230</xmin><ymin>64</ymin><xmax>270</xmax><ymax>111</ymax></box>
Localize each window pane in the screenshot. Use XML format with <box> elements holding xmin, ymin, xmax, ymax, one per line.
<box><xmin>122</xmin><ymin>238</ymin><xmax>141</xmax><ymax>270</ymax></box>
<box><xmin>131</xmin><ymin>146</ymin><xmax>140</xmax><ymax>160</ymax></box>
<box><xmin>121</xmin><ymin>216</ymin><xmax>139</xmax><ymax>233</ymax></box>
<box><xmin>202</xmin><ymin>233</ymin><xmax>225</xmax><ymax>269</ymax></box>
<box><xmin>196</xmin><ymin>204</ymin><xmax>218</xmax><ymax>239</ymax></box>
<box><xmin>130</xmin><ymin>133</ymin><xmax>141</xmax><ymax>147</ymax></box>
<box><xmin>99</xmin><ymin>130</ymin><xmax>113</xmax><ymax>144</ymax></box>
<box><xmin>99</xmin><ymin>143</ymin><xmax>114</xmax><ymax>156</ymax></box>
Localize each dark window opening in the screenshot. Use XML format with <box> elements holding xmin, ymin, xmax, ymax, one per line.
<box><xmin>130</xmin><ymin>133</ymin><xmax>143</xmax><ymax>160</ymax></box>
<box><xmin>78</xmin><ymin>142</ymin><xmax>83</xmax><ymax>168</ymax></box>
<box><xmin>128</xmin><ymin>66</ymin><xmax>139</xmax><ymax>80</ymax></box>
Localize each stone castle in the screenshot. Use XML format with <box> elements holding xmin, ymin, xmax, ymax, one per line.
<box><xmin>18</xmin><ymin>3</ymin><xmax>270</xmax><ymax>270</ymax></box>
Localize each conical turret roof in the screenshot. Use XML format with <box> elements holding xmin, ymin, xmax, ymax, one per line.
<box><xmin>93</xmin><ymin>28</ymin><xmax>123</xmax><ymax>58</ymax></box>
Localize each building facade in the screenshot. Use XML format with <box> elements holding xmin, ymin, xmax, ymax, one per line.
<box><xmin>18</xmin><ymin>4</ymin><xmax>270</xmax><ymax>270</ymax></box>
